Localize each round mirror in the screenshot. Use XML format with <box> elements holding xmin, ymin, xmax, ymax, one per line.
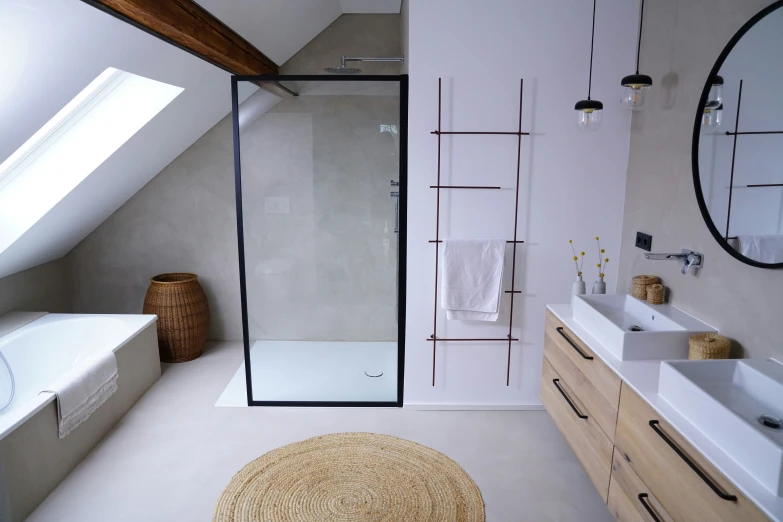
<box><xmin>693</xmin><ymin>2</ymin><xmax>783</xmax><ymax>268</ymax></box>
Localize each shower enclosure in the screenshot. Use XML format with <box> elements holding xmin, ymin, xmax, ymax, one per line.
<box><xmin>231</xmin><ymin>75</ymin><xmax>407</xmax><ymax>406</ymax></box>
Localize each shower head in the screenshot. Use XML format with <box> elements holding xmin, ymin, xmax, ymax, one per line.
<box><xmin>324</xmin><ymin>65</ymin><xmax>362</xmax><ymax>75</ymax></box>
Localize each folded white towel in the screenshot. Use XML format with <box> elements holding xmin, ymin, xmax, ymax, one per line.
<box><xmin>737</xmin><ymin>234</ymin><xmax>783</xmax><ymax>263</ymax></box>
<box><xmin>42</xmin><ymin>351</ymin><xmax>118</xmax><ymax>439</ymax></box>
<box><xmin>441</xmin><ymin>239</ymin><xmax>506</xmax><ymax>322</ymax></box>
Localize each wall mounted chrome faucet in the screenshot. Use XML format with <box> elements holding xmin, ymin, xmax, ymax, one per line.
<box><xmin>645</xmin><ymin>249</ymin><xmax>704</xmax><ymax>275</ymax></box>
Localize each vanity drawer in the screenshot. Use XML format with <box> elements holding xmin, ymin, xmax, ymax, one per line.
<box><xmin>545</xmin><ymin>310</ymin><xmax>621</xmax><ymax>413</ymax></box>
<box><xmin>541</xmin><ymin>357</ymin><xmax>614</xmax><ymax>502</ymax></box>
<box><xmin>543</xmin><ymin>330</ymin><xmax>618</xmax><ymax>441</ymax></box>
<box><xmin>608</xmin><ymin>447</ymin><xmax>674</xmax><ymax>522</ymax></box>
<box><xmin>614</xmin><ymin>385</ymin><xmax>769</xmax><ymax>522</ymax></box>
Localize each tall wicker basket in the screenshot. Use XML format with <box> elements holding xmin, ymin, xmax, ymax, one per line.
<box><xmin>143</xmin><ymin>273</ymin><xmax>210</xmax><ymax>363</ymax></box>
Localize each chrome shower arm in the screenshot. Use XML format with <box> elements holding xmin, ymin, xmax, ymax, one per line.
<box><xmin>342</xmin><ymin>56</ymin><xmax>405</xmax><ymax>65</ymax></box>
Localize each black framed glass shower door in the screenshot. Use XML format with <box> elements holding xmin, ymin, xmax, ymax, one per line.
<box><xmin>231</xmin><ymin>75</ymin><xmax>407</xmax><ymax>407</ymax></box>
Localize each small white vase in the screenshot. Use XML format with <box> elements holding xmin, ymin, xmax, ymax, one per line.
<box><xmin>592</xmin><ymin>276</ymin><xmax>606</xmax><ymax>295</ymax></box>
<box><xmin>572</xmin><ymin>276</ymin><xmax>586</xmax><ymax>307</ymax></box>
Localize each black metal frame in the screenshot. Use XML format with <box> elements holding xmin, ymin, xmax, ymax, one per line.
<box><xmin>691</xmin><ymin>1</ymin><xmax>783</xmax><ymax>269</ymax></box>
<box><xmin>231</xmin><ymin>74</ymin><xmax>409</xmax><ymax>407</ymax></box>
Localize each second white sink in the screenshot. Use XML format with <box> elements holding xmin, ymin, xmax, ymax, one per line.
<box><xmin>659</xmin><ymin>359</ymin><xmax>783</xmax><ymax>496</ymax></box>
<box><xmin>572</xmin><ymin>294</ymin><xmax>715</xmax><ymax>360</ymax></box>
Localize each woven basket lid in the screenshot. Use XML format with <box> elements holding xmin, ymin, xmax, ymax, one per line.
<box><xmin>632</xmin><ymin>274</ymin><xmax>660</xmax><ymax>284</ymax></box>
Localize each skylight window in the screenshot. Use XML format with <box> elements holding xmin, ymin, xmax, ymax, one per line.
<box><xmin>0</xmin><ymin>67</ymin><xmax>183</xmax><ymax>254</ymax></box>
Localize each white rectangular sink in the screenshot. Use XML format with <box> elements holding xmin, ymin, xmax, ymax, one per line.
<box><xmin>572</xmin><ymin>294</ymin><xmax>715</xmax><ymax>360</ymax></box>
<box><xmin>659</xmin><ymin>359</ymin><xmax>783</xmax><ymax>496</ymax></box>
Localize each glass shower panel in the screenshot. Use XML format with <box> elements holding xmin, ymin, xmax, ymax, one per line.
<box><xmin>234</xmin><ymin>78</ymin><xmax>403</xmax><ymax>405</ymax></box>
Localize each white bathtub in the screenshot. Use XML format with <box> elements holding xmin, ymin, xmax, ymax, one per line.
<box><xmin>0</xmin><ymin>313</ymin><xmax>160</xmax><ymax>522</ymax></box>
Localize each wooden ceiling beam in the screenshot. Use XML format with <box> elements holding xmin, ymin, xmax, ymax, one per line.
<box><xmin>81</xmin><ymin>0</ymin><xmax>279</xmax><ymax>76</ymax></box>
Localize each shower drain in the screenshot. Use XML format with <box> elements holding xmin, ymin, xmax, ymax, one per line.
<box><xmin>364</xmin><ymin>371</ymin><xmax>383</xmax><ymax>378</ymax></box>
<box><xmin>758</xmin><ymin>415</ymin><xmax>783</xmax><ymax>430</ymax></box>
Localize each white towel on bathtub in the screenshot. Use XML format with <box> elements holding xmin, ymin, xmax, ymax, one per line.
<box><xmin>42</xmin><ymin>350</ymin><xmax>118</xmax><ymax>439</ymax></box>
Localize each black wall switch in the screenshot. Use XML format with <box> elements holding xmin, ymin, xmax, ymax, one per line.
<box><xmin>635</xmin><ymin>232</ymin><xmax>652</xmax><ymax>252</ymax></box>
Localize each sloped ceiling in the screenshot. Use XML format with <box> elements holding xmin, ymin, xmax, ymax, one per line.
<box><xmin>0</xmin><ymin>0</ymin><xmax>260</xmax><ymax>278</ymax></box>
<box><xmin>195</xmin><ymin>0</ymin><xmax>402</xmax><ymax>65</ymax></box>
<box><xmin>196</xmin><ymin>0</ymin><xmax>343</xmax><ymax>65</ymax></box>
<box><xmin>0</xmin><ymin>0</ymin><xmax>400</xmax><ymax>278</ymax></box>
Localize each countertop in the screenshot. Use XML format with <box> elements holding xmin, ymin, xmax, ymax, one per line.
<box><xmin>548</xmin><ymin>304</ymin><xmax>783</xmax><ymax>522</ymax></box>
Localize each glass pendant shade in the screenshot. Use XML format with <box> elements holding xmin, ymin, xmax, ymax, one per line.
<box><xmin>620</xmin><ymin>74</ymin><xmax>653</xmax><ymax>110</ymax></box>
<box><xmin>575</xmin><ymin>99</ymin><xmax>604</xmax><ymax>132</ymax></box>
<box><xmin>701</xmin><ymin>104</ymin><xmax>723</xmax><ymax>129</ymax></box>
<box><xmin>706</xmin><ymin>75</ymin><xmax>724</xmax><ymax>109</ymax></box>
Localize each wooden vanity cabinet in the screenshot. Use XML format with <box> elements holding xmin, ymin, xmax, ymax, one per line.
<box><xmin>541</xmin><ymin>311</ymin><xmax>770</xmax><ymax>522</ymax></box>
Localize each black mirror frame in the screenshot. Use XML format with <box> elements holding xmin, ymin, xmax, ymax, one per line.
<box><xmin>691</xmin><ymin>0</ymin><xmax>783</xmax><ymax>269</ymax></box>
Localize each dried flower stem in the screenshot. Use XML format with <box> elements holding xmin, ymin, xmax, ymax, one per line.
<box><xmin>569</xmin><ymin>241</ymin><xmax>585</xmax><ymax>276</ymax></box>
<box><xmin>594</xmin><ymin>236</ymin><xmax>610</xmax><ymax>278</ymax></box>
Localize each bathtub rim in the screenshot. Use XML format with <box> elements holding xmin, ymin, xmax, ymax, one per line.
<box><xmin>0</xmin><ymin>314</ymin><xmax>157</xmax><ymax>441</ymax></box>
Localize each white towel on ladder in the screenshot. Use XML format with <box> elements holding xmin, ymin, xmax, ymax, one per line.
<box><xmin>42</xmin><ymin>350</ymin><xmax>118</xmax><ymax>439</ymax></box>
<box><xmin>441</xmin><ymin>239</ymin><xmax>506</xmax><ymax>321</ymax></box>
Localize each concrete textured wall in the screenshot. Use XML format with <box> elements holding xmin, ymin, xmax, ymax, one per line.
<box><xmin>617</xmin><ymin>0</ymin><xmax>782</xmax><ymax>358</ymax></box>
<box><xmin>0</xmin><ymin>259</ymin><xmax>71</xmax><ymax>316</ymax></box>
<box><xmin>67</xmin><ymin>15</ymin><xmax>401</xmax><ymax>341</ymax></box>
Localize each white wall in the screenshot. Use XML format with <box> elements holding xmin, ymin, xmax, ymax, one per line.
<box><xmin>404</xmin><ymin>0</ymin><xmax>636</xmax><ymax>406</ymax></box>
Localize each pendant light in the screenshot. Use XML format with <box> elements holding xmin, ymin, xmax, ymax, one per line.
<box><xmin>701</xmin><ymin>75</ymin><xmax>724</xmax><ymax>128</ymax></box>
<box><xmin>701</xmin><ymin>103</ymin><xmax>723</xmax><ymax>129</ymax></box>
<box><xmin>705</xmin><ymin>75</ymin><xmax>724</xmax><ymax>109</ymax></box>
<box><xmin>621</xmin><ymin>0</ymin><xmax>653</xmax><ymax>110</ymax></box>
<box><xmin>575</xmin><ymin>0</ymin><xmax>603</xmax><ymax>132</ymax></box>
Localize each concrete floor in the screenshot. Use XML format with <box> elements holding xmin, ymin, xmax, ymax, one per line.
<box><xmin>27</xmin><ymin>342</ymin><xmax>613</xmax><ymax>522</ymax></box>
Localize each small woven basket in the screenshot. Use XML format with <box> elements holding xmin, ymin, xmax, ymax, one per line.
<box><xmin>143</xmin><ymin>273</ymin><xmax>210</xmax><ymax>363</ymax></box>
<box><xmin>689</xmin><ymin>333</ymin><xmax>731</xmax><ymax>360</ymax></box>
<box><xmin>646</xmin><ymin>283</ymin><xmax>664</xmax><ymax>305</ymax></box>
<box><xmin>632</xmin><ymin>275</ymin><xmax>660</xmax><ymax>300</ymax></box>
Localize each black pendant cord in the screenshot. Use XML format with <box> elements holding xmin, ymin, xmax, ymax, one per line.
<box><xmin>587</xmin><ymin>0</ymin><xmax>597</xmax><ymax>100</ymax></box>
<box><xmin>635</xmin><ymin>0</ymin><xmax>645</xmax><ymax>74</ymax></box>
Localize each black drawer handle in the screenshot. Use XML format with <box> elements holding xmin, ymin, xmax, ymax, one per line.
<box><xmin>552</xmin><ymin>379</ymin><xmax>587</xmax><ymax>419</ymax></box>
<box><xmin>638</xmin><ymin>494</ymin><xmax>662</xmax><ymax>522</ymax></box>
<box><xmin>556</xmin><ymin>327</ymin><xmax>593</xmax><ymax>360</ymax></box>
<box><xmin>648</xmin><ymin>420</ymin><xmax>737</xmax><ymax>501</ymax></box>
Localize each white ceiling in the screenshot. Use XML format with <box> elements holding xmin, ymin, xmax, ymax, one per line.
<box><xmin>196</xmin><ymin>0</ymin><xmax>343</xmax><ymax>65</ymax></box>
<box><xmin>195</xmin><ymin>0</ymin><xmax>402</xmax><ymax>66</ymax></box>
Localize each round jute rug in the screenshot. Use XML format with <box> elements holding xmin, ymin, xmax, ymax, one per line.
<box><xmin>212</xmin><ymin>432</ymin><xmax>485</xmax><ymax>522</ymax></box>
